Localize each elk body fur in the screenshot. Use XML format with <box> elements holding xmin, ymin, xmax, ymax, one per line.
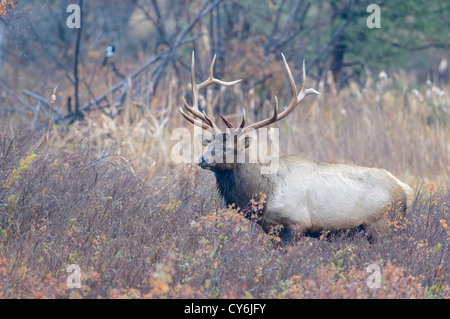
<box><xmin>180</xmin><ymin>52</ymin><xmax>414</xmax><ymax>241</ymax></box>
<box><xmin>213</xmin><ymin>155</ymin><xmax>413</xmax><ymax>240</ymax></box>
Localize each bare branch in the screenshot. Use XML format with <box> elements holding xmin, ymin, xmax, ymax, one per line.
<box><xmin>0</xmin><ymin>81</ymin><xmax>35</xmax><ymax>113</ymax></box>
<box><xmin>79</xmin><ymin>0</ymin><xmax>225</xmax><ymax>117</ymax></box>
<box><xmin>22</xmin><ymin>90</ymin><xmax>64</xmax><ymax>118</ymax></box>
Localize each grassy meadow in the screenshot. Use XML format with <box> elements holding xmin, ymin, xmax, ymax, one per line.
<box><xmin>0</xmin><ymin>66</ymin><xmax>448</xmax><ymax>299</ymax></box>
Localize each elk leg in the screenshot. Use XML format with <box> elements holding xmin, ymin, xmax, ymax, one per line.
<box><xmin>280</xmin><ymin>227</ymin><xmax>294</xmax><ymax>242</ymax></box>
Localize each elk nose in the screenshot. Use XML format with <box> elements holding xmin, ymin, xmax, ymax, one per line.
<box><xmin>198</xmin><ymin>156</ymin><xmax>207</xmax><ymax>167</ymax></box>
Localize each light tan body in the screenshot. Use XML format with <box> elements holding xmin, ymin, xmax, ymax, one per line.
<box><xmin>257</xmin><ymin>155</ymin><xmax>413</xmax><ymax>237</ymax></box>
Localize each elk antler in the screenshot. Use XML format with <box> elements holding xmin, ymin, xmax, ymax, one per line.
<box><xmin>180</xmin><ymin>52</ymin><xmax>320</xmax><ymax>134</ymax></box>
<box><xmin>240</xmin><ymin>54</ymin><xmax>320</xmax><ymax>132</ymax></box>
<box><xmin>179</xmin><ymin>52</ymin><xmax>242</xmax><ymax>133</ymax></box>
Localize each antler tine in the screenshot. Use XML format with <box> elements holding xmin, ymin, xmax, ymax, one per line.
<box><xmin>296</xmin><ymin>59</ymin><xmax>321</xmax><ymax>101</ymax></box>
<box><xmin>220</xmin><ymin>108</ymin><xmax>246</xmax><ymax>131</ymax></box>
<box><xmin>282</xmin><ymin>53</ymin><xmax>298</xmax><ymax>100</ymax></box>
<box><xmin>301</xmin><ymin>59</ymin><xmax>307</xmax><ymax>92</ymax></box>
<box><xmin>180</xmin><ymin>52</ymin><xmax>242</xmax><ymax>133</ymax></box>
<box><xmin>181</xmin><ymin>96</ymin><xmax>209</xmax><ymax>123</ymax></box>
<box><xmin>182</xmin><ymin>52</ymin><xmax>207</xmax><ymax>118</ymax></box>
<box><xmin>208</xmin><ymin>54</ymin><xmax>217</xmax><ymax>82</ymax></box>
<box><xmin>220</xmin><ymin>115</ymin><xmax>235</xmax><ymax>128</ymax></box>
<box><xmin>242</xmin><ymin>97</ymin><xmax>278</xmax><ymax>132</ymax></box>
<box><xmin>180</xmin><ymin>52</ymin><xmax>220</xmax><ymax>133</ymax></box>
<box><xmin>202</xmin><ymin>110</ymin><xmax>219</xmax><ymax>131</ymax></box>
<box><xmin>239</xmin><ymin>108</ymin><xmax>246</xmax><ymax>129</ymax></box>
<box><xmin>181</xmin><ymin>96</ymin><xmax>220</xmax><ymax>133</ymax></box>
<box><xmin>191</xmin><ymin>51</ymin><xmax>197</xmax><ymax>109</ymax></box>
<box><xmin>198</xmin><ymin>54</ymin><xmax>242</xmax><ymax>90</ymax></box>
<box><xmin>242</xmin><ymin>53</ymin><xmax>320</xmax><ymax>132</ymax></box>
<box><xmin>275</xmin><ymin>55</ymin><xmax>320</xmax><ymax>122</ymax></box>
<box><xmin>179</xmin><ymin>106</ymin><xmax>211</xmax><ymax>131</ymax></box>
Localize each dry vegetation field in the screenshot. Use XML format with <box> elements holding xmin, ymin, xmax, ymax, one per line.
<box><xmin>0</xmin><ymin>68</ymin><xmax>448</xmax><ymax>299</ymax></box>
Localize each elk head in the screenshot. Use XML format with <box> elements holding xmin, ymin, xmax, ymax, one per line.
<box><xmin>179</xmin><ymin>52</ymin><xmax>320</xmax><ymax>171</ymax></box>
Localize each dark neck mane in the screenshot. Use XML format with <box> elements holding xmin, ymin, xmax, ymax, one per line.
<box><xmin>213</xmin><ymin>163</ymin><xmax>274</xmax><ymax>209</ymax></box>
<box><xmin>214</xmin><ymin>169</ymin><xmax>237</xmax><ymax>207</ymax></box>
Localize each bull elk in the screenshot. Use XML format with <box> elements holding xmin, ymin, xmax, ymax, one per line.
<box><xmin>179</xmin><ymin>52</ymin><xmax>414</xmax><ymax>242</ymax></box>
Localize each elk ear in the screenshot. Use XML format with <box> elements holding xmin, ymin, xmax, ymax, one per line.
<box><xmin>241</xmin><ymin>136</ymin><xmax>252</xmax><ymax>149</ymax></box>
<box><xmin>197</xmin><ymin>134</ymin><xmax>213</xmax><ymax>146</ymax></box>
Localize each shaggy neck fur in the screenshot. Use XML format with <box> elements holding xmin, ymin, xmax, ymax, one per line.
<box><xmin>213</xmin><ymin>162</ymin><xmax>275</xmax><ymax>209</ymax></box>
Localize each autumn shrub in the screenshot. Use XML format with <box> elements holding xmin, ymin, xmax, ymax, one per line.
<box><xmin>0</xmin><ymin>125</ymin><xmax>448</xmax><ymax>298</ymax></box>
<box><xmin>0</xmin><ymin>67</ymin><xmax>448</xmax><ymax>298</ymax></box>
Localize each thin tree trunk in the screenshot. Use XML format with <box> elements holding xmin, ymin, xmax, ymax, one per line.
<box><xmin>330</xmin><ymin>35</ymin><xmax>346</xmax><ymax>85</ymax></box>
<box><xmin>74</xmin><ymin>0</ymin><xmax>84</xmax><ymax>120</ymax></box>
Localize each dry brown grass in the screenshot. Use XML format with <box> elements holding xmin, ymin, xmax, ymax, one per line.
<box><xmin>0</xmin><ymin>70</ymin><xmax>448</xmax><ymax>299</ymax></box>
<box><xmin>57</xmin><ymin>67</ymin><xmax>448</xmax><ymax>187</ymax></box>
